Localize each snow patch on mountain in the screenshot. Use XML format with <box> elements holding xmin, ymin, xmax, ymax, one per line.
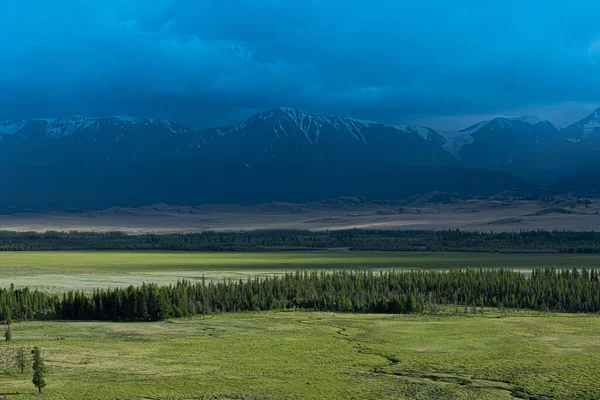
<box><xmin>108</xmin><ymin>116</ymin><xmax>142</xmax><ymax>124</ymax></box>
<box><xmin>581</xmin><ymin>111</ymin><xmax>600</xmax><ymax>135</ymax></box>
<box><xmin>440</xmin><ymin>130</ymin><xmax>474</xmax><ymax>158</ymax></box>
<box><xmin>250</xmin><ymin>107</ymin><xmax>330</xmax><ymax>143</ymax></box>
<box><xmin>562</xmin><ymin>107</ymin><xmax>600</xmax><ymax>142</ymax></box>
<box><xmin>394</xmin><ymin>125</ymin><xmax>429</xmax><ymax>140</ymax></box>
<box><xmin>584</xmin><ymin>120</ymin><xmax>600</xmax><ymax>132</ymax></box>
<box><xmin>331</xmin><ymin>117</ymin><xmax>369</xmax><ymax>143</ymax></box>
<box><xmin>0</xmin><ymin>119</ymin><xmax>27</xmax><ymax>135</ymax></box>
<box><xmin>343</xmin><ymin>117</ymin><xmax>378</xmax><ymax>126</ymax></box>
<box><xmin>0</xmin><ymin>116</ymin><xmax>192</xmax><ymax>139</ymax></box>
<box><xmin>39</xmin><ymin>116</ymin><xmax>100</xmax><ymax>138</ymax></box>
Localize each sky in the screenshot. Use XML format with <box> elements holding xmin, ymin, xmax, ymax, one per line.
<box><xmin>1</xmin><ymin>0</ymin><xmax>600</xmax><ymax>130</ymax></box>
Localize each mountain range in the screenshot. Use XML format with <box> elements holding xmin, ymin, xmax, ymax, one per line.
<box><xmin>1</xmin><ymin>106</ymin><xmax>599</xmax><ymax>211</ymax></box>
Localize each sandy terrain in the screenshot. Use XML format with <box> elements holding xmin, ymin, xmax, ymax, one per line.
<box><xmin>0</xmin><ymin>196</ymin><xmax>598</xmax><ymax>233</ymax></box>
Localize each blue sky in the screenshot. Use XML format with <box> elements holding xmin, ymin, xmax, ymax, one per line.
<box><xmin>1</xmin><ymin>0</ymin><xmax>599</xmax><ymax>129</ymax></box>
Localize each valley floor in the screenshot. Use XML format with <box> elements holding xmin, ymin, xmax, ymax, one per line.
<box><xmin>2</xmin><ymin>198</ymin><xmax>600</xmax><ymax>233</ymax></box>
<box><xmin>1</xmin><ymin>311</ymin><xmax>598</xmax><ymax>399</ymax></box>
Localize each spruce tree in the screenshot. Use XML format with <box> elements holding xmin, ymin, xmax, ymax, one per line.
<box><xmin>31</xmin><ymin>346</ymin><xmax>46</xmax><ymax>394</ymax></box>
<box><xmin>4</xmin><ymin>323</ymin><xmax>12</xmax><ymax>343</ymax></box>
<box><xmin>16</xmin><ymin>347</ymin><xmax>27</xmax><ymax>374</ymax></box>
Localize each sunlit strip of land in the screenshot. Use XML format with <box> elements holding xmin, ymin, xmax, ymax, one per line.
<box><xmin>1</xmin><ymin>251</ymin><xmax>600</xmax><ymax>292</ymax></box>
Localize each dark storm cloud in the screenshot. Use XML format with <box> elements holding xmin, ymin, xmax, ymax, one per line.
<box><xmin>1</xmin><ymin>0</ymin><xmax>599</xmax><ymax>128</ymax></box>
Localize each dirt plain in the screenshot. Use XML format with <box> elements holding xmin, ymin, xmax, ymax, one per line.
<box><xmin>0</xmin><ymin>194</ymin><xmax>598</xmax><ymax>233</ymax></box>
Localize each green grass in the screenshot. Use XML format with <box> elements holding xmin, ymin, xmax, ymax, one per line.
<box><xmin>2</xmin><ymin>250</ymin><xmax>600</xmax><ymax>292</ymax></box>
<box><xmin>2</xmin><ymin>252</ymin><xmax>599</xmax><ymax>398</ymax></box>
<box><xmin>1</xmin><ymin>311</ymin><xmax>599</xmax><ymax>399</ymax></box>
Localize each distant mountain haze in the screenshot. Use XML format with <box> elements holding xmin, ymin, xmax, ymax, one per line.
<box><xmin>1</xmin><ymin>106</ymin><xmax>599</xmax><ymax>211</ymax></box>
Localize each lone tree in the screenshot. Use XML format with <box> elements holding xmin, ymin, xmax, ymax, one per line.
<box><xmin>16</xmin><ymin>347</ymin><xmax>28</xmax><ymax>374</ymax></box>
<box><xmin>4</xmin><ymin>309</ymin><xmax>12</xmax><ymax>343</ymax></box>
<box><xmin>4</xmin><ymin>323</ymin><xmax>12</xmax><ymax>343</ymax></box>
<box><xmin>31</xmin><ymin>346</ymin><xmax>46</xmax><ymax>394</ymax></box>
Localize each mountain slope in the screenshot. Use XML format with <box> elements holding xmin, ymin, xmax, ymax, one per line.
<box><xmin>561</xmin><ymin>108</ymin><xmax>600</xmax><ymax>148</ymax></box>
<box><xmin>0</xmin><ymin>108</ymin><xmax>538</xmax><ymax>212</ymax></box>
<box><xmin>438</xmin><ymin>114</ymin><xmax>600</xmax><ymax>183</ymax></box>
<box><xmin>0</xmin><ymin>116</ymin><xmax>197</xmax><ymax>166</ymax></box>
<box><xmin>459</xmin><ymin>117</ymin><xmax>561</xmax><ymax>170</ymax></box>
<box><xmin>0</xmin><ymin>109</ymin><xmax>455</xmax><ymax>166</ymax></box>
<box><xmin>197</xmin><ymin>107</ymin><xmax>455</xmax><ymax>165</ymax></box>
<box><xmin>553</xmin><ymin>108</ymin><xmax>600</xmax><ymax>193</ymax></box>
<box><xmin>0</xmin><ymin>159</ymin><xmax>536</xmax><ymax>211</ymax></box>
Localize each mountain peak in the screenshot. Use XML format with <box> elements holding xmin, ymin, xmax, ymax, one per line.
<box><xmin>459</xmin><ymin>115</ymin><xmax>548</xmax><ymax>134</ymax></box>
<box><xmin>253</xmin><ymin>107</ymin><xmax>381</xmax><ymax>128</ymax></box>
<box><xmin>570</xmin><ymin>107</ymin><xmax>600</xmax><ymax>138</ymax></box>
<box><xmin>491</xmin><ymin>115</ymin><xmax>542</xmax><ymax>128</ymax></box>
<box><xmin>511</xmin><ymin>115</ymin><xmax>541</xmax><ymax>125</ymax></box>
<box><xmin>205</xmin><ymin>107</ymin><xmax>453</xmax><ymax>159</ymax></box>
<box><xmin>256</xmin><ymin>107</ymin><xmax>319</xmax><ymax>120</ymax></box>
<box><xmin>108</xmin><ymin>115</ymin><xmax>143</xmax><ymax>124</ymax></box>
<box><xmin>587</xmin><ymin>107</ymin><xmax>600</xmax><ymax>121</ymax></box>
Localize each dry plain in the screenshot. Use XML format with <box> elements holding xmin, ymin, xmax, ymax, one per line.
<box><xmin>0</xmin><ymin>197</ymin><xmax>598</xmax><ymax>233</ymax></box>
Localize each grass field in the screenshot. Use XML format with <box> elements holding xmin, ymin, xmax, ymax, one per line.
<box><xmin>1</xmin><ymin>250</ymin><xmax>600</xmax><ymax>292</ymax></box>
<box><xmin>2</xmin><ymin>251</ymin><xmax>600</xmax><ymax>399</ymax></box>
<box><xmin>0</xmin><ymin>311</ymin><xmax>598</xmax><ymax>399</ymax></box>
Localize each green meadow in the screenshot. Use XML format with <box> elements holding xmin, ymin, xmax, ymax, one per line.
<box><xmin>1</xmin><ymin>311</ymin><xmax>599</xmax><ymax>399</ymax></box>
<box><xmin>2</xmin><ymin>251</ymin><xmax>600</xmax><ymax>398</ymax></box>
<box><xmin>1</xmin><ymin>251</ymin><xmax>600</xmax><ymax>292</ymax></box>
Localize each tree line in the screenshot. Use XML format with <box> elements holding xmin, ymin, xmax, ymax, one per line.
<box><xmin>3</xmin><ymin>268</ymin><xmax>600</xmax><ymax>322</ymax></box>
<box><xmin>2</xmin><ymin>229</ymin><xmax>600</xmax><ymax>253</ymax></box>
